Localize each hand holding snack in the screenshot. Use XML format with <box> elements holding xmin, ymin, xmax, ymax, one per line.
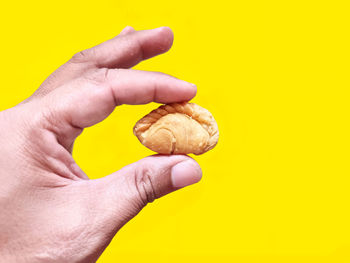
<box><xmin>0</xmin><ymin>27</ymin><xmax>204</xmax><ymax>262</ymax></box>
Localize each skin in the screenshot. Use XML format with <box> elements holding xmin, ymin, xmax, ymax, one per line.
<box><xmin>0</xmin><ymin>26</ymin><xmax>202</xmax><ymax>263</ymax></box>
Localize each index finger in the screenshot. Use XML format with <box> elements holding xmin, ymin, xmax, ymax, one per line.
<box><xmin>45</xmin><ymin>68</ymin><xmax>197</xmax><ymax>130</ymax></box>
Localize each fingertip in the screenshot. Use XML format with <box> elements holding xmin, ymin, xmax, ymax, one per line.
<box><xmin>150</xmin><ymin>26</ymin><xmax>174</xmax><ymax>54</ymax></box>
<box><xmin>177</xmin><ymin>81</ymin><xmax>197</xmax><ymax>102</ymax></box>
<box><xmin>171</xmin><ymin>158</ymin><xmax>202</xmax><ymax>189</ymax></box>
<box><xmin>157</xmin><ymin>79</ymin><xmax>197</xmax><ymax>104</ymax></box>
<box><xmin>155</xmin><ymin>26</ymin><xmax>173</xmax><ymax>38</ymax></box>
<box><xmin>188</xmin><ymin>82</ymin><xmax>197</xmax><ymax>99</ymax></box>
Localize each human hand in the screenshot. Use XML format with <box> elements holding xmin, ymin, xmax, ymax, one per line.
<box><xmin>0</xmin><ymin>26</ymin><xmax>202</xmax><ymax>262</ymax></box>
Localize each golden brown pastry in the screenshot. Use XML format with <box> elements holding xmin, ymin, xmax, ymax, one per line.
<box><xmin>133</xmin><ymin>102</ymin><xmax>219</xmax><ymax>155</ymax></box>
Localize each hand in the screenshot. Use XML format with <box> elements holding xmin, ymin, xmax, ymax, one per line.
<box><xmin>0</xmin><ymin>26</ymin><xmax>202</xmax><ymax>262</ymax></box>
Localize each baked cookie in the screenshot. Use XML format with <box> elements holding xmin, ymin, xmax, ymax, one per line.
<box><xmin>133</xmin><ymin>102</ymin><xmax>219</xmax><ymax>155</ymax></box>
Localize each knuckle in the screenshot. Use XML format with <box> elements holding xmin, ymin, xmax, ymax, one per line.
<box><xmin>71</xmin><ymin>51</ymin><xmax>86</xmax><ymax>63</ymax></box>
<box><xmin>132</xmin><ymin>164</ymin><xmax>158</xmax><ymax>206</ymax></box>
<box><xmin>81</xmin><ymin>68</ymin><xmax>110</xmax><ymax>86</ymax></box>
<box><xmin>78</xmin><ymin>68</ymin><xmax>119</xmax><ymax>110</ymax></box>
<box><xmin>121</xmin><ymin>34</ymin><xmax>144</xmax><ymax>60</ymax></box>
<box><xmin>70</xmin><ymin>48</ymin><xmax>94</xmax><ymax>63</ymax></box>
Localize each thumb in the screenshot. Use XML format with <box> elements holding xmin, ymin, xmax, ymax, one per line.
<box><xmin>93</xmin><ymin>155</ymin><xmax>202</xmax><ymax>228</ymax></box>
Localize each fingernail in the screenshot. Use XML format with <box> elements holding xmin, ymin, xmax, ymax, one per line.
<box><xmin>190</xmin><ymin>83</ymin><xmax>197</xmax><ymax>88</ymax></box>
<box><xmin>171</xmin><ymin>160</ymin><xmax>202</xmax><ymax>188</ymax></box>
<box><xmin>155</xmin><ymin>26</ymin><xmax>170</xmax><ymax>30</ymax></box>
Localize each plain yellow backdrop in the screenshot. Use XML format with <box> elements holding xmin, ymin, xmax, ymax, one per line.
<box><xmin>1</xmin><ymin>0</ymin><xmax>350</xmax><ymax>262</ymax></box>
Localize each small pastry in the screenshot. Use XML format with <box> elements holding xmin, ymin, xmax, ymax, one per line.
<box><xmin>133</xmin><ymin>102</ymin><xmax>219</xmax><ymax>155</ymax></box>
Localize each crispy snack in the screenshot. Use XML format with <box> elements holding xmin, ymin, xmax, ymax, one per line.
<box><xmin>133</xmin><ymin>102</ymin><xmax>219</xmax><ymax>155</ymax></box>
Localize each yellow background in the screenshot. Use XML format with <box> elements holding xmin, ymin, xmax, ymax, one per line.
<box><xmin>1</xmin><ymin>0</ymin><xmax>350</xmax><ymax>262</ymax></box>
